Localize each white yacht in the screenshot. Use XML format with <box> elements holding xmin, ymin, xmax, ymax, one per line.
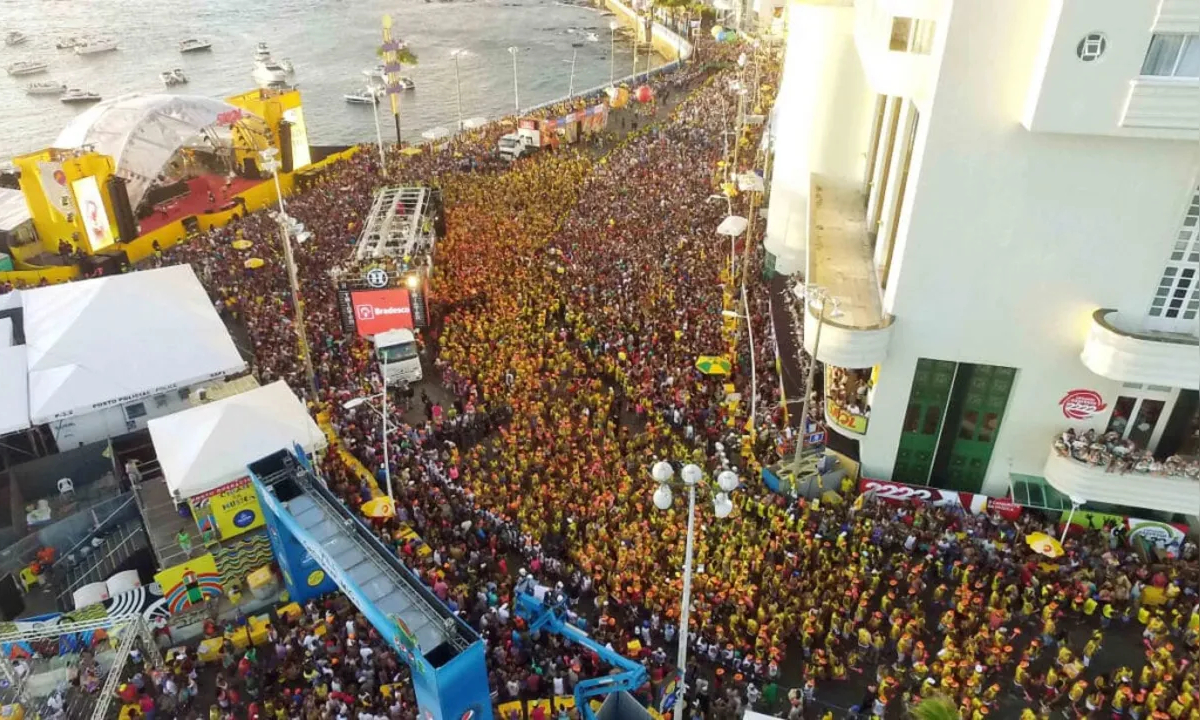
<box><xmin>56</xmin><ymin>37</ymin><xmax>80</xmax><ymax>50</ymax></box>
<box><xmin>586</xmin><ymin>32</ymin><xmax>599</xmax><ymax>42</ymax></box>
<box><xmin>253</xmin><ymin>42</ymin><xmax>289</xmax><ymax>86</ymax></box>
<box><xmin>362</xmin><ymin>67</ymin><xmax>414</xmax><ymax>89</ymax></box>
<box><xmin>178</xmin><ymin>38</ymin><xmax>212</xmax><ymax>53</ymax></box>
<box><xmin>61</xmin><ymin>88</ymin><xmax>101</xmax><ymax>104</ymax></box>
<box><xmin>75</xmin><ymin>37</ymin><xmax>119</xmax><ymax>55</ymax></box>
<box><xmin>5</xmin><ymin>31</ymin><xmax>28</xmax><ymax>47</ymax></box>
<box><xmin>344</xmin><ymin>86</ymin><xmax>383</xmax><ymax>104</ymax></box>
<box><xmin>25</xmin><ymin>81</ymin><xmax>66</xmax><ymax>96</ymax></box>
<box><xmin>278</xmin><ymin>58</ymin><xmax>294</xmax><ymax>73</ymax></box>
<box><xmin>6</xmin><ymin>60</ymin><xmax>48</xmax><ymax>77</ymax></box>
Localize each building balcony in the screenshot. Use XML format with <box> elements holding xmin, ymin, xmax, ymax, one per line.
<box><xmin>853</xmin><ymin>0</ymin><xmax>935</xmax><ymax>106</ymax></box>
<box><xmin>802</xmin><ymin>173</ymin><xmax>894</xmax><ymax>369</ymax></box>
<box><xmin>1080</xmin><ymin>309</ymin><xmax>1200</xmax><ymax>390</ymax></box>
<box><xmin>1043</xmin><ymin>438</ymin><xmax>1200</xmax><ymax>516</ymax></box>
<box><xmin>1121</xmin><ymin>78</ymin><xmax>1200</xmax><ymax>135</ymax></box>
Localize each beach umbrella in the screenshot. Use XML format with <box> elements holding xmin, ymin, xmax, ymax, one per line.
<box><xmin>244</xmin><ymin>258</ymin><xmax>265</xmax><ymax>269</ymax></box>
<box><xmin>421</xmin><ymin>126</ymin><xmax>451</xmax><ymax>141</ymax></box>
<box><xmin>1025</xmin><ymin>532</ymin><xmax>1064</xmax><ymax>558</ymax></box>
<box><xmin>695</xmin><ymin>355</ymin><xmax>732</xmax><ymax>375</ymax></box>
<box><xmin>361</xmin><ymin>496</ymin><xmax>396</xmax><ymax>519</ymax></box>
<box><xmin>231</xmin><ymin>240</ymin><xmax>253</xmax><ymax>250</ymax></box>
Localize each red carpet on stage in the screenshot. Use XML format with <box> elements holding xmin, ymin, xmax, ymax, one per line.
<box><xmin>138</xmin><ymin>175</ymin><xmax>264</xmax><ymax>235</ymax></box>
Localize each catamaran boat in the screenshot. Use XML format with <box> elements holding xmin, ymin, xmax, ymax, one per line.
<box><xmin>56</xmin><ymin>37</ymin><xmax>80</xmax><ymax>49</ymax></box>
<box><xmin>75</xmin><ymin>37</ymin><xmax>119</xmax><ymax>55</ymax></box>
<box><xmin>25</xmin><ymin>81</ymin><xmax>66</xmax><ymax>96</ymax></box>
<box><xmin>61</xmin><ymin>88</ymin><xmax>101</xmax><ymax>104</ymax></box>
<box><xmin>5</xmin><ymin>31</ymin><xmax>28</xmax><ymax>47</ymax></box>
<box><xmin>178</xmin><ymin>38</ymin><xmax>212</xmax><ymax>53</ymax></box>
<box><xmin>344</xmin><ymin>86</ymin><xmax>383</xmax><ymax>104</ymax></box>
<box><xmin>6</xmin><ymin>60</ymin><xmax>48</xmax><ymax>76</ymax></box>
<box><xmin>160</xmin><ymin>68</ymin><xmax>188</xmax><ymax>86</ymax></box>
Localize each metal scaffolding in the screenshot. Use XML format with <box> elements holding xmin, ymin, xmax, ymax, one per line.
<box><xmin>353</xmin><ymin>186</ymin><xmax>437</xmax><ymax>262</ymax></box>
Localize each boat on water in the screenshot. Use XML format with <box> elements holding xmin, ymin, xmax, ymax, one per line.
<box><xmin>278</xmin><ymin>58</ymin><xmax>294</xmax><ymax>73</ymax></box>
<box><xmin>5</xmin><ymin>31</ymin><xmax>28</xmax><ymax>47</ymax></box>
<box><xmin>253</xmin><ymin>42</ymin><xmax>290</xmax><ymax>87</ymax></box>
<box><xmin>56</xmin><ymin>37</ymin><xmax>79</xmax><ymax>49</ymax></box>
<box><xmin>25</xmin><ymin>81</ymin><xmax>66</xmax><ymax>96</ymax></box>
<box><xmin>586</xmin><ymin>32</ymin><xmax>599</xmax><ymax>42</ymax></box>
<box><xmin>344</xmin><ymin>86</ymin><xmax>383</xmax><ymax>104</ymax></box>
<box><xmin>362</xmin><ymin>66</ymin><xmax>415</xmax><ymax>89</ymax></box>
<box><xmin>61</xmin><ymin>88</ymin><xmax>101</xmax><ymax>104</ymax></box>
<box><xmin>178</xmin><ymin>38</ymin><xmax>212</xmax><ymax>53</ymax></box>
<box><xmin>75</xmin><ymin>37</ymin><xmax>119</xmax><ymax>55</ymax></box>
<box><xmin>6</xmin><ymin>60</ymin><xmax>48</xmax><ymax>77</ymax></box>
<box><xmin>160</xmin><ymin>68</ymin><xmax>188</xmax><ymax>86</ymax></box>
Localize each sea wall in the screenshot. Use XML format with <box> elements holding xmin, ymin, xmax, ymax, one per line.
<box><xmin>605</xmin><ymin>0</ymin><xmax>694</xmax><ymax>61</ymax></box>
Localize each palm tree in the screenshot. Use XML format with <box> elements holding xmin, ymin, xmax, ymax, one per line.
<box><xmin>910</xmin><ymin>695</ymin><xmax>961</xmax><ymax>720</ymax></box>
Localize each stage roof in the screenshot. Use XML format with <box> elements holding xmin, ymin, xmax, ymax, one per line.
<box><xmin>0</xmin><ymin>188</ymin><xmax>31</xmax><ymax>232</ymax></box>
<box><xmin>149</xmin><ymin>380</ymin><xmax>327</xmax><ymax>499</ymax></box>
<box><xmin>53</xmin><ymin>93</ymin><xmax>266</xmax><ymax>210</ymax></box>
<box><xmin>22</xmin><ymin>265</ymin><xmax>246</xmax><ymax>424</ymax></box>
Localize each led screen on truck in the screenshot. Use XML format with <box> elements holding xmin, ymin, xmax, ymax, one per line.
<box><xmin>351</xmin><ymin>289</ymin><xmax>413</xmax><ymax>336</ymax></box>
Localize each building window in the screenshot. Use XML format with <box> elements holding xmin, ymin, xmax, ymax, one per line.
<box><xmin>1141</xmin><ymin>33</ymin><xmax>1200</xmax><ymax>78</ymax></box>
<box><xmin>1076</xmin><ymin>32</ymin><xmax>1107</xmax><ymax>62</ymax></box>
<box><xmin>1148</xmin><ymin>187</ymin><xmax>1200</xmax><ymax>330</ymax></box>
<box><xmin>889</xmin><ymin>17</ymin><xmax>935</xmax><ymax>55</ymax></box>
<box><xmin>125</xmin><ymin>403</ymin><xmax>147</xmax><ymax>420</ymax></box>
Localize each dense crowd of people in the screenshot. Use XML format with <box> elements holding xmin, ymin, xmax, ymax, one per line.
<box><xmin>3</xmin><ymin>34</ymin><xmax>1199</xmax><ymax>720</ymax></box>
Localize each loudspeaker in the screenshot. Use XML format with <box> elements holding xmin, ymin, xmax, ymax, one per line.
<box><xmin>106</xmin><ymin>176</ymin><xmax>138</xmax><ymax>243</ymax></box>
<box><xmin>278</xmin><ymin>121</ymin><xmax>294</xmax><ymax>174</ymax></box>
<box><xmin>241</xmin><ymin>157</ymin><xmax>258</xmax><ymax>178</ymax></box>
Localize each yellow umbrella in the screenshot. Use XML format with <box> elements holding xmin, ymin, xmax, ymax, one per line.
<box><xmin>1025</xmin><ymin>532</ymin><xmax>1064</xmax><ymax>558</ymax></box>
<box><xmin>231</xmin><ymin>240</ymin><xmax>253</xmax><ymax>250</ymax></box>
<box><xmin>243</xmin><ymin>258</ymin><xmax>265</xmax><ymax>269</ymax></box>
<box><xmin>695</xmin><ymin>355</ymin><xmax>732</xmax><ymax>375</ymax></box>
<box><xmin>361</xmin><ymin>496</ymin><xmax>396</xmax><ymax>519</ymax></box>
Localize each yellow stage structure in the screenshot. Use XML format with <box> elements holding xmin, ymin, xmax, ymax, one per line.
<box><xmin>0</xmin><ymin>87</ymin><xmax>346</xmax><ymax>288</ymax></box>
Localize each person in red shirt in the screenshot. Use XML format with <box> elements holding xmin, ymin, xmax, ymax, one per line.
<box><xmin>138</xmin><ymin>693</ymin><xmax>156</xmax><ymax>720</ymax></box>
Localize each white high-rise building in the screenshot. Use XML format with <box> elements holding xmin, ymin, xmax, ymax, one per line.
<box><xmin>764</xmin><ymin>0</ymin><xmax>1200</xmax><ymax>520</ymax></box>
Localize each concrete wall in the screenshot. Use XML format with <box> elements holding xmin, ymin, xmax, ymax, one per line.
<box><xmin>859</xmin><ymin>0</ymin><xmax>1200</xmax><ymax>494</ymax></box>
<box><xmin>605</xmin><ymin>0</ymin><xmax>695</xmax><ymax>61</ymax></box>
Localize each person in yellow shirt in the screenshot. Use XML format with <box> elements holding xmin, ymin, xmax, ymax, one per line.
<box><xmin>1083</xmin><ymin>632</ymin><xmax>1102</xmax><ymax>668</ymax></box>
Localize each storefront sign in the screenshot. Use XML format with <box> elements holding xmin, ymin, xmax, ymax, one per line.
<box><xmin>1059</xmin><ymin>388</ymin><xmax>1106</xmax><ymax>420</ymax></box>
<box><xmin>826</xmin><ymin>399</ymin><xmax>868</xmax><ymax>434</ymax></box>
<box><xmin>210</xmin><ymin>482</ymin><xmax>265</xmax><ymax>539</ymax></box>
<box><xmin>859</xmin><ymin>478</ymin><xmax>1022</xmax><ymax>520</ymax></box>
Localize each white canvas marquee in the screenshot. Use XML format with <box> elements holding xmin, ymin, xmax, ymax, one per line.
<box><xmin>0</xmin><ymin>344</ymin><xmax>30</xmax><ymax>435</ymax></box>
<box><xmin>22</xmin><ymin>265</ymin><xmax>246</xmax><ymax>424</ymax></box>
<box><xmin>149</xmin><ymin>380</ymin><xmax>327</xmax><ymax>499</ymax></box>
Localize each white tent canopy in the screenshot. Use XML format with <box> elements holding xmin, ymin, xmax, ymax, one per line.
<box><xmin>149</xmin><ymin>380</ymin><xmax>327</xmax><ymax>499</ymax></box>
<box><xmin>23</xmin><ymin>265</ymin><xmax>246</xmax><ymax>424</ymax></box>
<box><xmin>0</xmin><ymin>345</ymin><xmax>30</xmax><ymax>435</ymax></box>
<box><xmin>53</xmin><ymin>93</ymin><xmax>266</xmax><ymax>210</ymax></box>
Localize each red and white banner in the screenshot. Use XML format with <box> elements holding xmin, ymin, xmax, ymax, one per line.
<box><xmin>858</xmin><ymin>478</ymin><xmax>1022</xmax><ymax>520</ymax></box>
<box><xmin>351</xmin><ymin>288</ymin><xmax>413</xmax><ymax>336</ymax></box>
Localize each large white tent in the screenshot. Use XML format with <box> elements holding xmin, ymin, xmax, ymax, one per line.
<box><xmin>149</xmin><ymin>380</ymin><xmax>327</xmax><ymax>499</ymax></box>
<box><xmin>0</xmin><ymin>344</ymin><xmax>30</xmax><ymax>435</ymax></box>
<box><xmin>22</xmin><ymin>265</ymin><xmax>246</xmax><ymax>424</ymax></box>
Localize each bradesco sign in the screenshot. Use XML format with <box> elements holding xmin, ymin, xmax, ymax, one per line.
<box><xmin>351</xmin><ymin>289</ymin><xmax>413</xmax><ymax>336</ymax></box>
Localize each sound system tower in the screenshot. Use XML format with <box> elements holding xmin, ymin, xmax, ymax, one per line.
<box><xmin>106</xmin><ymin>175</ymin><xmax>138</xmax><ymax>243</ymax></box>
<box><xmin>279</xmin><ymin>121</ymin><xmax>294</xmax><ymax>174</ymax></box>
<box><xmin>241</xmin><ymin>156</ymin><xmax>259</xmax><ymax>178</ymax></box>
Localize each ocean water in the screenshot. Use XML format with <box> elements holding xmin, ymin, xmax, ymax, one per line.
<box><xmin>0</xmin><ymin>0</ymin><xmax>661</xmax><ymax>158</ymax></box>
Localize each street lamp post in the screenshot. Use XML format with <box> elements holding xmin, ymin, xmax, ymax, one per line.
<box><xmin>565</xmin><ymin>48</ymin><xmax>578</xmax><ymax>99</ymax></box>
<box><xmin>651</xmin><ymin>462</ymin><xmax>740</xmax><ymax>720</ymax></box>
<box><xmin>507</xmin><ymin>46</ymin><xmax>521</xmax><ymax>113</ymax></box>
<box><xmin>789</xmin><ymin>285</ymin><xmax>840</xmax><ymax>492</ymax></box>
<box><xmin>609</xmin><ymin>20</ymin><xmax>618</xmax><ymax>86</ymax></box>
<box><xmin>450</xmin><ymin>49</ymin><xmax>467</xmax><ymax>132</ymax></box>
<box><xmin>260</xmin><ymin>148</ymin><xmax>317</xmax><ymax>399</ymax></box>
<box><xmin>343</xmin><ymin>352</ymin><xmax>394</xmax><ymax>501</ymax></box>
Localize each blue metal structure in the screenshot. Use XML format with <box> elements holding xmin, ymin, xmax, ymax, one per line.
<box><xmin>250</xmin><ymin>449</ymin><xmax>493</xmax><ymax>720</ymax></box>
<box><xmin>514</xmin><ymin>584</ymin><xmax>649</xmax><ymax>720</ymax></box>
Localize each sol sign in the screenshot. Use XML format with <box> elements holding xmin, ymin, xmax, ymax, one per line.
<box><xmin>1059</xmin><ymin>388</ymin><xmax>1106</xmax><ymax>420</ymax></box>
